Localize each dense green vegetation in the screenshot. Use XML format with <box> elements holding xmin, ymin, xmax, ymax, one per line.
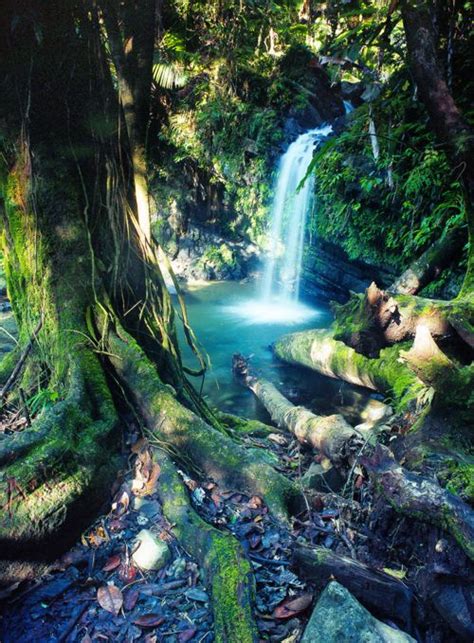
<box><xmin>151</xmin><ymin>0</ymin><xmax>473</xmax><ymax>297</ymax></box>
<box><xmin>150</xmin><ymin>1</ymin><xmax>343</xmax><ymax>247</ymax></box>
<box><xmin>0</xmin><ymin>2</ymin><xmax>473</xmax><ymax>641</ymax></box>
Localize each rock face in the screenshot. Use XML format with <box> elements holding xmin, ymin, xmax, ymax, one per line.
<box><xmin>301</xmin><ymin>581</ymin><xmax>415</xmax><ymax>643</ymax></box>
<box><xmin>132</xmin><ymin>529</ymin><xmax>171</xmax><ymax>571</ymax></box>
<box><xmin>301</xmin><ymin>240</ymin><xmax>396</xmax><ymax>303</ymax></box>
<box><xmin>162</xmin><ymin>222</ymin><xmax>260</xmax><ymax>282</ymax></box>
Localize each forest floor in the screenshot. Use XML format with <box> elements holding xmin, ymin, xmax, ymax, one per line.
<box><xmin>0</xmin><ymin>384</ymin><xmax>463</xmax><ymax>643</ymax></box>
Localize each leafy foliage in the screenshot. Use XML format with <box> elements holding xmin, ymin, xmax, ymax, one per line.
<box><xmin>310</xmin><ymin>73</ymin><xmax>467</xmax><ymax>285</ymax></box>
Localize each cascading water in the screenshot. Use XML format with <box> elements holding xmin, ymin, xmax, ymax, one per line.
<box><xmin>261</xmin><ymin>123</ymin><xmax>333</xmax><ymax>303</ymax></box>
<box><xmin>224</xmin><ymin>108</ymin><xmax>353</xmax><ymax>324</ymax></box>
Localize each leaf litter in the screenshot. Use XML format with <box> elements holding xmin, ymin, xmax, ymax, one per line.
<box><xmin>1</xmin><ymin>401</ymin><xmax>470</xmax><ymax>642</ymax></box>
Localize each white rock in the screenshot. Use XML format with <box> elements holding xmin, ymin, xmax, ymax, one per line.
<box><xmin>132</xmin><ymin>529</ymin><xmax>170</xmax><ymax>571</ymax></box>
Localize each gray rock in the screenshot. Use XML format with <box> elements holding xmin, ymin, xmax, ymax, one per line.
<box><xmin>301</xmin><ymin>581</ymin><xmax>415</xmax><ymax>643</ymax></box>
<box><xmin>132</xmin><ymin>529</ymin><xmax>171</xmax><ymax>571</ymax></box>
<box><xmin>302</xmin><ymin>461</ymin><xmax>344</xmax><ymax>492</ymax></box>
<box><xmin>133</xmin><ymin>497</ymin><xmax>161</xmax><ymax>518</ymax></box>
<box><xmin>340</xmin><ymin>81</ymin><xmax>364</xmax><ymax>101</ymax></box>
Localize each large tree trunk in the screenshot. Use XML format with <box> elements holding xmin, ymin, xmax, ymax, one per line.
<box><xmin>102</xmin><ymin>0</ymin><xmax>157</xmax><ymax>242</ymax></box>
<box><xmin>400</xmin><ymin>0</ymin><xmax>474</xmax><ymax>295</ymax></box>
<box><xmin>0</xmin><ymin>7</ymin><xmax>297</xmax><ymax>620</ymax></box>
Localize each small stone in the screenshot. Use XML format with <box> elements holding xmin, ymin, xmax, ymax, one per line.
<box><xmin>132</xmin><ymin>529</ymin><xmax>170</xmax><ymax>571</ymax></box>
<box><xmin>139</xmin><ymin>499</ymin><xmax>161</xmax><ymax>518</ymax></box>
<box><xmin>301</xmin><ymin>581</ymin><xmax>415</xmax><ymax>643</ymax></box>
<box><xmin>302</xmin><ymin>462</ymin><xmax>344</xmax><ymax>492</ymax></box>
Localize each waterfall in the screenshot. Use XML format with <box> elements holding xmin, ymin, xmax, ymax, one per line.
<box><xmin>262</xmin><ymin>123</ymin><xmax>333</xmax><ymax>303</ymax></box>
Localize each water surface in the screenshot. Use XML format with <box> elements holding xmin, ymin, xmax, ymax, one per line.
<box><xmin>177</xmin><ymin>281</ymin><xmax>376</xmax><ymax>424</ymax></box>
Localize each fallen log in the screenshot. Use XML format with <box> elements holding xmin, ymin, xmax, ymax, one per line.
<box><xmin>399</xmin><ymin>325</ymin><xmax>473</xmax><ymax>408</ymax></box>
<box><xmin>293</xmin><ymin>544</ymin><xmax>413</xmax><ymax>629</ymax></box>
<box><xmin>390</xmin><ymin>227</ymin><xmax>465</xmax><ymax>295</ymax></box>
<box><xmin>361</xmin><ymin>445</ymin><xmax>474</xmax><ymax>562</ymax></box>
<box><xmin>332</xmin><ymin>282</ymin><xmax>452</xmax><ymax>356</ymax></box>
<box><xmin>232</xmin><ymin>354</ymin><xmax>358</xmax><ymax>464</ymax></box>
<box><xmin>247</xmin><ymin>343</ymin><xmax>474</xmax><ymax>558</ymax></box>
<box><xmin>154</xmin><ymin>449</ymin><xmax>258</xmax><ymax>643</ymax></box>
<box><xmin>273</xmin><ymin>328</ymin><xmax>423</xmax><ymax>408</ymax></box>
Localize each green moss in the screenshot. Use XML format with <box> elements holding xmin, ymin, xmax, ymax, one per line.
<box><xmin>209</xmin><ymin>535</ymin><xmax>256</xmax><ymax>643</ymax></box>
<box><xmin>155</xmin><ymin>450</ymin><xmax>258</xmax><ymax>642</ymax></box>
<box><xmin>274</xmin><ymin>329</ymin><xmax>423</xmax><ymax>412</ymax></box>
<box><xmin>197</xmin><ymin>243</ymin><xmax>237</xmax><ymax>273</ymax></box>
<box><xmin>442</xmin><ymin>461</ymin><xmax>474</xmax><ymax>503</ymax></box>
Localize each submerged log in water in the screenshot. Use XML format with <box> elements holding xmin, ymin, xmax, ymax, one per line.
<box><xmin>232</xmin><ymin>353</ymin><xmax>358</xmax><ymax>464</ymax></box>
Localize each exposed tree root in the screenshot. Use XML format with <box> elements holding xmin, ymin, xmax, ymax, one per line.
<box><xmin>0</xmin><ymin>349</ymin><xmax>120</xmax><ymax>583</ymax></box>
<box><xmin>233</xmin><ymin>354</ymin><xmax>357</xmax><ymax>464</ymax></box>
<box><xmin>362</xmin><ymin>445</ymin><xmax>474</xmax><ymax>561</ymax></box>
<box><xmin>293</xmin><ymin>544</ymin><xmax>413</xmax><ymax>629</ymax></box>
<box><xmin>154</xmin><ymin>449</ymin><xmax>258</xmax><ymax>643</ymax></box>
<box><xmin>107</xmin><ymin>328</ymin><xmax>301</xmax><ymax>523</ymax></box>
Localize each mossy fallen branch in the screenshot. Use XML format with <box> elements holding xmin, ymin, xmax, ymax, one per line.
<box><xmin>233</xmin><ymin>354</ymin><xmax>357</xmax><ymax>464</ymax></box>
<box><xmin>362</xmin><ymin>445</ymin><xmax>474</xmax><ymax>561</ymax></box>
<box><xmin>273</xmin><ymin>328</ymin><xmax>423</xmax><ymax>410</ymax></box>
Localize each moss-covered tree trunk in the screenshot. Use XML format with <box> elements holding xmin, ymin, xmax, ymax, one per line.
<box><xmin>0</xmin><ymin>13</ymin><xmax>301</xmax><ymax>639</ymax></box>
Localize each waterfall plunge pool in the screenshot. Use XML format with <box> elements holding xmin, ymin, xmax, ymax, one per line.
<box><xmin>176</xmin><ymin>281</ymin><xmax>378</xmax><ymax>425</ymax></box>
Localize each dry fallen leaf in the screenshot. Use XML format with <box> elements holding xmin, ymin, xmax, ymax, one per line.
<box><xmin>124</xmin><ymin>588</ymin><xmax>140</xmax><ymax>611</ymax></box>
<box><xmin>102</xmin><ymin>554</ymin><xmax>122</xmax><ymax>572</ymax></box>
<box><xmin>273</xmin><ymin>593</ymin><xmax>313</xmax><ymax>619</ymax></box>
<box><xmin>132</xmin><ymin>448</ymin><xmax>161</xmax><ymax>496</ymax></box>
<box><xmin>133</xmin><ymin>614</ymin><xmax>165</xmax><ymax>628</ymax></box>
<box><xmin>118</xmin><ymin>561</ymin><xmax>137</xmax><ymax>582</ymax></box>
<box><xmin>248</xmin><ymin>495</ymin><xmax>263</xmax><ymax>509</ymax></box>
<box><xmin>111</xmin><ymin>488</ymin><xmax>130</xmax><ymax>516</ymax></box>
<box><xmin>178</xmin><ymin>627</ymin><xmax>197</xmax><ymax>642</ymax></box>
<box><xmin>97</xmin><ymin>584</ymin><xmax>123</xmax><ymax>615</ymax></box>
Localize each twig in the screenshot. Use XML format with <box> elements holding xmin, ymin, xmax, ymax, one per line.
<box><xmin>19</xmin><ymin>388</ymin><xmax>31</xmax><ymax>427</ymax></box>
<box><xmin>0</xmin><ymin>315</ymin><xmax>43</xmax><ymax>402</ymax></box>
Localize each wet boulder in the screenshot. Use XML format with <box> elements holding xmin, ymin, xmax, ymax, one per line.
<box><xmin>301</xmin><ymin>581</ymin><xmax>415</xmax><ymax>643</ymax></box>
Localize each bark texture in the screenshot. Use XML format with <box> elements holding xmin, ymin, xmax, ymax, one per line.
<box><xmin>293</xmin><ymin>544</ymin><xmax>413</xmax><ymax>629</ymax></box>
<box><xmin>390</xmin><ymin>226</ymin><xmax>466</xmax><ymax>295</ymax></box>
<box><xmin>233</xmin><ymin>355</ymin><xmax>357</xmax><ymax>464</ymax></box>
<box><xmin>273</xmin><ymin>328</ymin><xmax>423</xmax><ymax>408</ymax></box>
<box><xmin>400</xmin><ymin>0</ymin><xmax>474</xmax><ymax>294</ymax></box>
<box><xmin>362</xmin><ymin>445</ymin><xmax>474</xmax><ymax>561</ymax></box>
